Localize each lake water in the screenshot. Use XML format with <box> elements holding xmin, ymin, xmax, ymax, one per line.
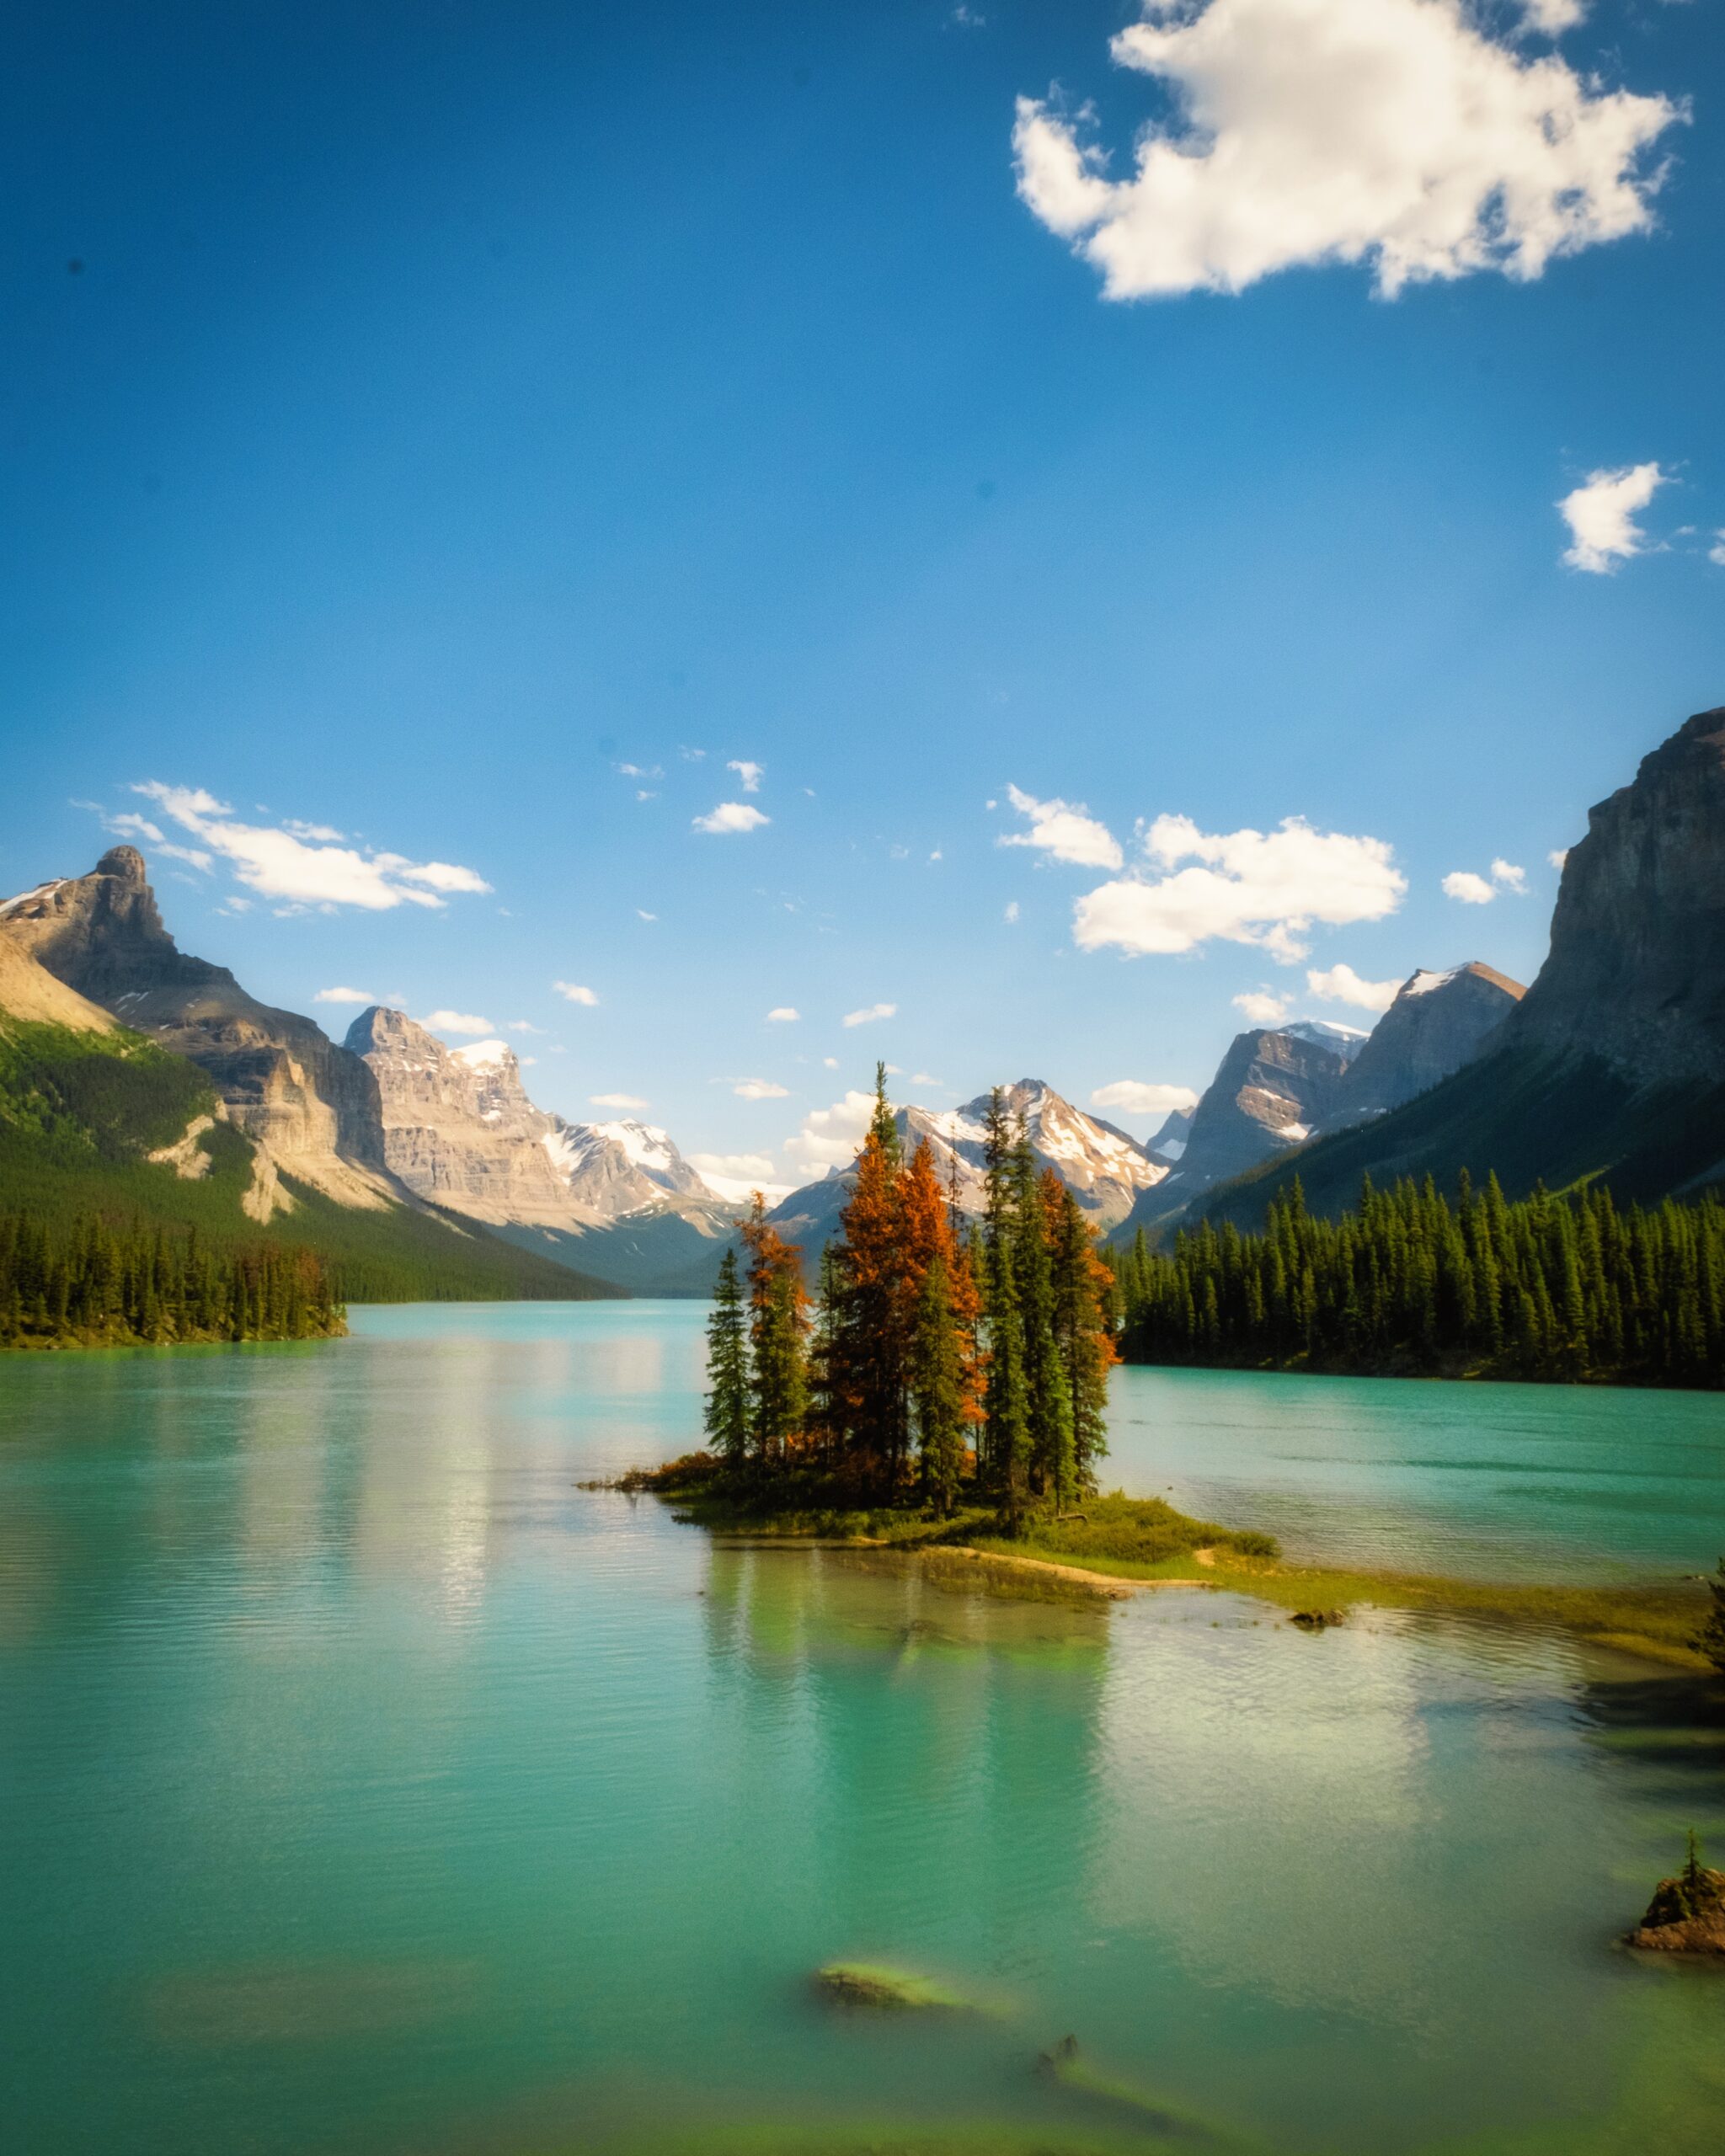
<box><xmin>3</xmin><ymin>1302</ymin><xmax>1722</xmax><ymax>2156</ymax></box>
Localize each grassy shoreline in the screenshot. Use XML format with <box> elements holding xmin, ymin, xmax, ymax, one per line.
<box><xmin>613</xmin><ymin>1457</ymin><xmax>1717</xmax><ymax>1670</ymax></box>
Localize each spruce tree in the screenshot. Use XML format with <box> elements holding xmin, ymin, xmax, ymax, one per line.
<box><xmin>703</xmin><ymin>1246</ymin><xmax>750</xmax><ymax>1464</ymax></box>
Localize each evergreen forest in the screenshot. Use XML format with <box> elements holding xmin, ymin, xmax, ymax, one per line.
<box><xmin>701</xmin><ymin>1070</ymin><xmax>1119</xmax><ymax>1525</ymax></box>
<box><xmin>0</xmin><ymin>1211</ymin><xmax>344</xmax><ymax>1348</ymax></box>
<box><xmin>1111</xmin><ymin>1174</ymin><xmax>1725</xmax><ymax>1389</ymax></box>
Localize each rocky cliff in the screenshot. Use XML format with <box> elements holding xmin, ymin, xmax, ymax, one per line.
<box><xmin>1160</xmin><ymin>1027</ymin><xmax>1355</xmax><ymax>1195</ymax></box>
<box><xmin>1322</xmin><ymin>963</ymin><xmax>1525</xmax><ymax>1129</ymax></box>
<box><xmin>1509</xmin><ymin>707</ymin><xmax>1725</xmax><ymax>1083</ymax></box>
<box><xmin>348</xmin><ymin>1006</ymin><xmax>735</xmax><ymax>1289</ymax></box>
<box><xmin>1198</xmin><ymin>705</ymin><xmax>1725</xmax><ymax>1222</ymax></box>
<box><xmin>1</xmin><ymin>848</ymin><xmax>394</xmax><ymax>1209</ymax></box>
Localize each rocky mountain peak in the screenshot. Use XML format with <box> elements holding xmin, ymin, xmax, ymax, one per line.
<box><xmin>95</xmin><ymin>844</ymin><xmax>148</xmax><ymax>883</ymax></box>
<box><xmin>1322</xmin><ymin>960</ymin><xmax>1525</xmax><ymax>1129</ymax></box>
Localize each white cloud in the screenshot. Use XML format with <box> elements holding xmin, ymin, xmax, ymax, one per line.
<box><xmin>590</xmin><ymin>1092</ymin><xmax>649</xmax><ymax>1109</ymax></box>
<box><xmin>734</xmin><ymin>1078</ymin><xmax>790</xmax><ymax>1100</ymax></box>
<box><xmin>911</xmin><ymin>1071</ymin><xmax>943</xmax><ymax>1087</ymax></box>
<box><xmin>1519</xmin><ymin>0</ymin><xmax>1584</xmax><ymax>35</ymax></box>
<box><xmin>636</xmin><ymin>909</ymin><xmax>657</xmax><ymax>921</ymax></box>
<box><xmin>999</xmin><ymin>782</ymin><xmax>1123</xmax><ymax>870</ymax></box>
<box><xmin>312</xmin><ymin>986</ymin><xmax>377</xmax><ymax>1006</ymax></box>
<box><xmin>1091</xmin><ymin>1079</ymin><xmax>1201</xmax><ymax>1115</ymax></box>
<box><xmin>728</xmin><ymin>760</ymin><xmax>764</xmax><ymax>793</ymax></box>
<box><xmin>1234</xmin><ymin>989</ymin><xmax>1293</xmax><ymax>1024</ymax></box>
<box><xmin>1443</xmin><ymin>857</ymin><xmax>1527</xmax><ymax>905</ymax></box>
<box><xmin>693</xmin><ymin>802</ymin><xmax>770</xmax><ymax>835</ymax></box>
<box><xmin>1548</xmin><ymin>848</ymin><xmax>1569</xmax><ymax>869</ymax></box>
<box><xmin>784</xmin><ymin>1089</ymin><xmax>876</xmax><ymax>1173</ymax></box>
<box><xmin>842</xmin><ymin>1001</ymin><xmax>897</xmax><ymax>1027</ymax></box>
<box><xmin>420</xmin><ymin>1009</ymin><xmax>494</xmax><ymax>1037</ymax></box>
<box><xmin>125</xmin><ymin>783</ymin><xmax>490</xmax><ymax>911</ymax></box>
<box><xmin>505</xmin><ymin>1020</ymin><xmax>544</xmax><ymax>1034</ymax></box>
<box><xmin>1710</xmin><ymin>532</ymin><xmax>1725</xmax><ymax>569</ymax></box>
<box><xmin>1004</xmin><ymin>900</ymin><xmax>1021</xmax><ymax>923</ymax></box>
<box><xmin>1013</xmin><ymin>0</ymin><xmax>1680</xmax><ymax>302</ymax></box>
<box><xmin>553</xmin><ymin>981</ymin><xmax>599</xmax><ymax>1006</ymax></box>
<box><xmin>284</xmin><ymin>819</ymin><xmax>344</xmax><ymax>842</ymax></box>
<box><xmin>822</xmin><ymin>1055</ymin><xmax>840</xmax><ymax>1070</ymax></box>
<box><xmin>1306</xmin><ymin>962</ymin><xmax>1401</xmax><ymax>1012</ymax></box>
<box><xmin>617</xmin><ymin>762</ymin><xmax>662</xmax><ymax>780</ymax></box>
<box><xmin>1558</xmin><ymin>462</ymin><xmax>1667</xmax><ymax>573</ymax></box>
<box><xmin>766</xmin><ymin>1006</ymin><xmax>800</xmax><ymax>1022</ymax></box>
<box><xmin>1074</xmin><ymin>814</ymin><xmax>1405</xmax><ymax>964</ymax></box>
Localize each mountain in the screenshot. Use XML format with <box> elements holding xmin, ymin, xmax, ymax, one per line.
<box><xmin>1146</xmin><ymin>1107</ymin><xmax>1193</xmax><ymax>1165</ymax></box>
<box><xmin>0</xmin><ymin>851</ymin><xmax>613</xmax><ymax>1303</ymax></box>
<box><xmin>348</xmin><ymin>1006</ymin><xmax>734</xmax><ymax>1292</ymax></box>
<box><xmin>1201</xmin><ymin>705</ymin><xmax>1725</xmax><ymax>1225</ymax></box>
<box><xmin>771</xmin><ymin>1079</ymin><xmax>1167</xmax><ymax>1250</ymax></box>
<box><xmin>1317</xmin><ymin>963</ymin><xmax>1525</xmax><ymax>1130</ymax></box>
<box><xmin>3</xmin><ymin>847</ymin><xmax>391</xmax><ymax>1211</ymax></box>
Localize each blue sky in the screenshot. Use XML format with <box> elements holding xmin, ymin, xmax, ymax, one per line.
<box><xmin>3</xmin><ymin>0</ymin><xmax>1722</xmax><ymax>1187</ymax></box>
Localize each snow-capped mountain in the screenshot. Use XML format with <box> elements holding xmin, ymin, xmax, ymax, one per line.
<box><xmin>347</xmin><ymin>1008</ymin><xmax>730</xmax><ymax>1254</ymax></box>
<box><xmin>772</xmin><ymin>1078</ymin><xmax>1167</xmax><ymax>1246</ymax></box>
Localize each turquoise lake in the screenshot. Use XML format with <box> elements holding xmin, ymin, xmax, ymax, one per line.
<box><xmin>3</xmin><ymin>1301</ymin><xmax>1723</xmax><ymax>2155</ymax></box>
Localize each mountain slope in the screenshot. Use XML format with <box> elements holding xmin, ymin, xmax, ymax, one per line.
<box><xmin>1199</xmin><ymin>706</ymin><xmax>1725</xmax><ymax>1225</ymax></box>
<box><xmin>0</xmin><ymin>858</ymin><xmax>616</xmax><ymax>1303</ymax></box>
<box><xmin>1319</xmin><ymin>963</ymin><xmax>1524</xmax><ymax>1129</ymax></box>
<box><xmin>349</xmin><ymin>1006</ymin><xmax>734</xmax><ymax>1290</ymax></box>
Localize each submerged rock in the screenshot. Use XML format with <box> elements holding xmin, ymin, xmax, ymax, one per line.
<box><xmin>1289</xmin><ymin>1609</ymin><xmax>1345</xmax><ymax>1630</ymax></box>
<box><xmin>1626</xmin><ymin>1838</ymin><xmax>1725</xmax><ymax>1956</ymax></box>
<box><xmin>813</xmin><ymin>1962</ymin><xmax>973</xmax><ymax>2011</ymax></box>
<box><xmin>1037</xmin><ymin>2035</ymin><xmax>1212</xmax><ymax>2137</ymax></box>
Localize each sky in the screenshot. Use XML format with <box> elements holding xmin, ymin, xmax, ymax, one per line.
<box><xmin>3</xmin><ymin>0</ymin><xmax>1722</xmax><ymax>1191</ymax></box>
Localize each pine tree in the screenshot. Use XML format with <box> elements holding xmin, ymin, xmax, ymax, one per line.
<box><xmin>703</xmin><ymin>1245</ymin><xmax>750</xmax><ymax>1463</ymax></box>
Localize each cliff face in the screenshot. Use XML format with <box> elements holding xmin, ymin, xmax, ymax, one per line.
<box><xmin>1</xmin><ymin>849</ymin><xmax>393</xmax><ymax>1206</ymax></box>
<box><xmin>1176</xmin><ymin>1029</ymin><xmax>1354</xmax><ymax>1189</ymax></box>
<box><xmin>350</xmin><ymin>1006</ymin><xmax>724</xmax><ymax>1236</ymax></box>
<box><xmin>1509</xmin><ymin>707</ymin><xmax>1725</xmax><ymax>1083</ymax></box>
<box><xmin>345</xmin><ymin>1007</ymin><xmax>574</xmax><ymax>1222</ymax></box>
<box><xmin>1324</xmin><ymin>963</ymin><xmax>1525</xmax><ymax>1128</ymax></box>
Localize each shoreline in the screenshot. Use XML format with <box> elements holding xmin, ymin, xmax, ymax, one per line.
<box><xmin>695</xmin><ymin>1515</ymin><xmax>1714</xmax><ymax>1668</ymax></box>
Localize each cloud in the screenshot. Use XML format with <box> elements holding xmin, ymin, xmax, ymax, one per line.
<box><xmin>822</xmin><ymin>1056</ymin><xmax>839</xmax><ymax>1070</ymax></box>
<box><xmin>693</xmin><ymin>801</ymin><xmax>771</xmax><ymax>835</ymax></box>
<box><xmin>1710</xmin><ymin>532</ymin><xmax>1725</xmax><ymax>569</ymax></box>
<box><xmin>1559</xmin><ymin>462</ymin><xmax>1667</xmax><ymax>573</ymax></box>
<box><xmin>1091</xmin><ymin>1080</ymin><xmax>1201</xmax><ymax>1115</ymax></box>
<box><xmin>766</xmin><ymin>1006</ymin><xmax>800</xmax><ymax>1022</ymax></box>
<box><xmin>1548</xmin><ymin>848</ymin><xmax>1569</xmax><ymax>869</ymax></box>
<box><xmin>505</xmin><ymin>1020</ymin><xmax>544</xmax><ymax>1034</ymax></box>
<box><xmin>284</xmin><ymin>819</ymin><xmax>344</xmax><ymax>842</ymax></box>
<box><xmin>590</xmin><ymin>1092</ymin><xmax>648</xmax><ymax>1109</ymax></box>
<box><xmin>734</xmin><ymin>1078</ymin><xmax>790</xmax><ymax>1100</ymax></box>
<box><xmin>553</xmin><ymin>981</ymin><xmax>599</xmax><ymax>1006</ymax></box>
<box><xmin>1012</xmin><ymin>0</ymin><xmax>1680</xmax><ymax>302</ymax></box>
<box><xmin>124</xmin><ymin>783</ymin><xmax>490</xmax><ymax>911</ymax></box>
<box><xmin>842</xmin><ymin>1001</ymin><xmax>897</xmax><ymax>1027</ymax></box>
<box><xmin>728</xmin><ymin>760</ymin><xmax>764</xmax><ymax>793</ymax></box>
<box><xmin>616</xmin><ymin>762</ymin><xmax>662</xmax><ymax>780</ymax></box>
<box><xmin>1233</xmin><ymin>989</ymin><xmax>1294</xmax><ymax>1024</ymax></box>
<box><xmin>784</xmin><ymin>1089</ymin><xmax>876</xmax><ymax>1174</ymax></box>
<box><xmin>1003</xmin><ymin>900</ymin><xmax>1021</xmax><ymax>923</ymax></box>
<box><xmin>690</xmin><ymin>1150</ymin><xmax>777</xmax><ymax>1181</ymax></box>
<box><xmin>999</xmin><ymin>782</ymin><xmax>1123</xmax><ymax>870</ymax></box>
<box><xmin>1306</xmin><ymin>962</ymin><xmax>1401</xmax><ymax>1012</ymax></box>
<box><xmin>1519</xmin><ymin>0</ymin><xmax>1584</xmax><ymax>35</ymax></box>
<box><xmin>420</xmin><ymin>1009</ymin><xmax>494</xmax><ymax>1037</ymax></box>
<box><xmin>1443</xmin><ymin>858</ymin><xmax>1527</xmax><ymax>905</ymax></box>
<box><xmin>312</xmin><ymin>986</ymin><xmax>377</xmax><ymax>1006</ymax></box>
<box><xmin>1074</xmin><ymin>814</ymin><xmax>1405</xmax><ymax>964</ymax></box>
<box><xmin>636</xmin><ymin>909</ymin><xmax>658</xmax><ymax>921</ymax></box>
<box><xmin>911</xmin><ymin>1071</ymin><xmax>943</xmax><ymax>1087</ymax></box>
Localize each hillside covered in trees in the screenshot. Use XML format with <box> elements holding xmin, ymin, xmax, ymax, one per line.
<box><xmin>0</xmin><ymin>1013</ymin><xmax>612</xmax><ymax>1334</ymax></box>
<box><xmin>698</xmin><ymin>1070</ymin><xmax>1119</xmax><ymax>1526</ymax></box>
<box><xmin>1111</xmin><ymin>1175</ymin><xmax>1724</xmax><ymax>1390</ymax></box>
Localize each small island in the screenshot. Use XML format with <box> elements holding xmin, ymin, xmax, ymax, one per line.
<box><xmin>1628</xmin><ymin>1836</ymin><xmax>1725</xmax><ymax>1957</ymax></box>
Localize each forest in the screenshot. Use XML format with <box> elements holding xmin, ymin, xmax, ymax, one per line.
<box><xmin>1110</xmin><ymin>1173</ymin><xmax>1725</xmax><ymax>1389</ymax></box>
<box><xmin>0</xmin><ymin>1211</ymin><xmax>345</xmax><ymax>1348</ymax></box>
<box><xmin>700</xmin><ymin>1070</ymin><xmax>1119</xmax><ymax>1526</ymax></box>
